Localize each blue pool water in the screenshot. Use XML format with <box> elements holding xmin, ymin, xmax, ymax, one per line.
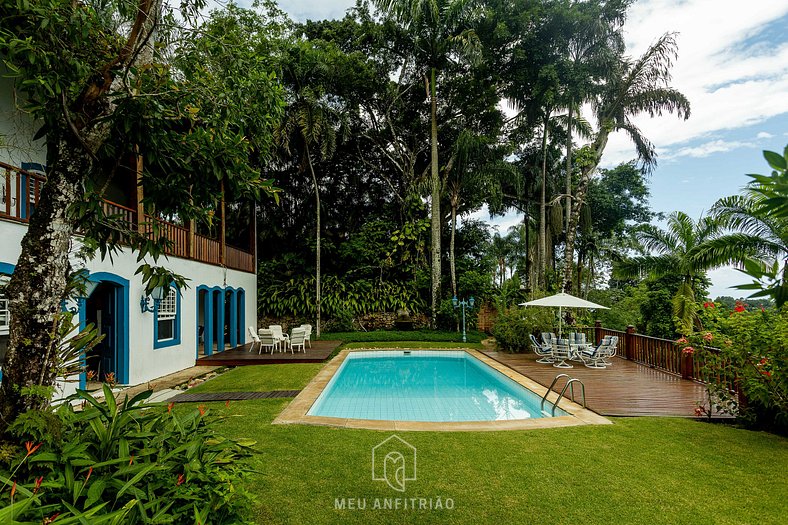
<box><xmin>308</xmin><ymin>351</ymin><xmax>567</xmax><ymax>421</ymax></box>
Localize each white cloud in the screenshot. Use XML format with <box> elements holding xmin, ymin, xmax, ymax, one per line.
<box><xmin>600</xmin><ymin>1</ymin><xmax>788</xmax><ymax>166</ymax></box>
<box><xmin>665</xmin><ymin>139</ymin><xmax>755</xmax><ymax>159</ymax></box>
<box><xmin>757</xmin><ymin>131</ymin><xmax>774</xmax><ymax>139</ymax></box>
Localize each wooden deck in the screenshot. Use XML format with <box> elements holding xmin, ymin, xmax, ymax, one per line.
<box><xmin>195</xmin><ymin>340</ymin><xmax>340</xmax><ymax>366</ymax></box>
<box><xmin>482</xmin><ymin>350</ymin><xmax>721</xmax><ymax>417</ymax></box>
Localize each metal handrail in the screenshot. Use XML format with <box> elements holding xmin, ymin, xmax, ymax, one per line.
<box><xmin>541</xmin><ymin>374</ymin><xmax>587</xmax><ymax>416</ymax></box>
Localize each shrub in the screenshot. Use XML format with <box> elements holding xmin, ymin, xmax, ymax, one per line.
<box><xmin>0</xmin><ymin>385</ymin><xmax>255</xmax><ymax>523</ymax></box>
<box><xmin>491</xmin><ymin>307</ymin><xmax>555</xmax><ymax>352</ymax></box>
<box><xmin>681</xmin><ymin>303</ymin><xmax>788</xmax><ymax>433</ymax></box>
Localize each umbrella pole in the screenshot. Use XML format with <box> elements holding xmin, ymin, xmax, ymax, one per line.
<box><xmin>559</xmin><ymin>306</ymin><xmax>562</xmax><ymax>338</ymax></box>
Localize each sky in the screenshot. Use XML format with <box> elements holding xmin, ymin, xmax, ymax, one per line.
<box><xmin>244</xmin><ymin>0</ymin><xmax>788</xmax><ymax>298</ymax></box>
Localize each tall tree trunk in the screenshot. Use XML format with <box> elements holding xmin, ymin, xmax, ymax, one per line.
<box><xmin>304</xmin><ymin>143</ymin><xmax>321</xmax><ymax>338</ymax></box>
<box><xmin>563</xmin><ymin>129</ymin><xmax>609</xmax><ymax>292</ymax></box>
<box><xmin>565</xmin><ymin>101</ymin><xmax>572</xmax><ymax>234</ymax></box>
<box><xmin>538</xmin><ymin>112</ymin><xmax>550</xmax><ymax>290</ymax></box>
<box><xmin>1</xmin><ymin>133</ymin><xmax>87</xmax><ymax>427</ymax></box>
<box><xmin>524</xmin><ymin>205</ymin><xmax>530</xmax><ymax>291</ymax></box>
<box><xmin>428</xmin><ymin>68</ymin><xmax>441</xmax><ymax>327</ymax></box>
<box><xmin>449</xmin><ymin>196</ymin><xmax>458</xmax><ymax>298</ymax></box>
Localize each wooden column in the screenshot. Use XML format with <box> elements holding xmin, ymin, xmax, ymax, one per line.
<box><xmin>625</xmin><ymin>325</ymin><xmax>636</xmax><ymax>361</ymax></box>
<box><xmin>594</xmin><ymin>320</ymin><xmax>602</xmax><ymax>345</ymax></box>
<box><xmin>680</xmin><ymin>351</ymin><xmax>693</xmax><ymax>380</ymax></box>
<box><xmin>189</xmin><ymin>219</ymin><xmax>196</xmax><ymax>259</ymax></box>
<box><xmin>135</xmin><ymin>151</ymin><xmax>145</xmax><ymax>234</ymax></box>
<box><xmin>219</xmin><ymin>181</ymin><xmax>226</xmax><ymax>265</ymax></box>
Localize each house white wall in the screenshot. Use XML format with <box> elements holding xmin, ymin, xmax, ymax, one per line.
<box><xmin>0</xmin><ymin>206</ymin><xmax>256</xmax><ymax>399</ymax></box>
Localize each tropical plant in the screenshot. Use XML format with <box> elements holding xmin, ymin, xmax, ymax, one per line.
<box><xmin>276</xmin><ymin>40</ymin><xmax>350</xmax><ymax>338</ymax></box>
<box><xmin>372</xmin><ymin>0</ymin><xmax>482</xmax><ymax>324</ymax></box>
<box><xmin>614</xmin><ymin>212</ymin><xmax>724</xmax><ymax>335</ymax></box>
<box><xmin>563</xmin><ymin>32</ymin><xmax>691</xmax><ymax>292</ymax></box>
<box><xmin>1</xmin><ymin>386</ymin><xmax>255</xmax><ymax>523</ymax></box>
<box><xmin>491</xmin><ymin>306</ymin><xmax>555</xmax><ymax>352</ymax></box>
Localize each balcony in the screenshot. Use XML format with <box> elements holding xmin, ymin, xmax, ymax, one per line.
<box><xmin>1</xmin><ymin>161</ymin><xmax>255</xmax><ymax>274</ymax></box>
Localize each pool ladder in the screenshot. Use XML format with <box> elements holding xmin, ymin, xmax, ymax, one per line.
<box><xmin>540</xmin><ymin>374</ymin><xmax>586</xmax><ymax>416</ymax></box>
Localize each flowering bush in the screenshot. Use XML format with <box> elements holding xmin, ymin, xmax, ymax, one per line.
<box><xmin>681</xmin><ymin>303</ymin><xmax>788</xmax><ymax>432</ymax></box>
<box><xmin>0</xmin><ymin>385</ymin><xmax>255</xmax><ymax>523</ymax></box>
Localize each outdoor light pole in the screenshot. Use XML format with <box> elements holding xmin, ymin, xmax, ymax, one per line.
<box><xmin>452</xmin><ymin>295</ymin><xmax>475</xmax><ymax>343</ymax></box>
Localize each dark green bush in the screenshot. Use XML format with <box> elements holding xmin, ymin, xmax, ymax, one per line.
<box><xmin>491</xmin><ymin>307</ymin><xmax>555</xmax><ymax>352</ymax></box>
<box><xmin>0</xmin><ymin>385</ymin><xmax>254</xmax><ymax>523</ymax></box>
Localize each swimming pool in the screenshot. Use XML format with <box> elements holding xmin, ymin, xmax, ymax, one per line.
<box><xmin>307</xmin><ymin>350</ymin><xmax>567</xmax><ymax>421</ymax></box>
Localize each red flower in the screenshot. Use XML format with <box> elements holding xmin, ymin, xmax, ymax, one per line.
<box><xmin>703</xmin><ymin>301</ymin><xmax>716</xmax><ymax>309</ymax></box>
<box><xmin>694</xmin><ymin>407</ymin><xmax>704</xmax><ymax>417</ymax></box>
<box><xmin>703</xmin><ymin>332</ymin><xmax>713</xmax><ymax>342</ymax></box>
<box><xmin>25</xmin><ymin>441</ymin><xmax>42</xmax><ymax>457</ymax></box>
<box><xmin>33</xmin><ymin>476</ymin><xmax>43</xmax><ymax>495</ymax></box>
<box><xmin>734</xmin><ymin>303</ymin><xmax>746</xmax><ymax>313</ymax></box>
<box><xmin>762</xmin><ymin>370</ymin><xmax>772</xmax><ymax>378</ymax></box>
<box><xmin>176</xmin><ymin>473</ymin><xmax>186</xmax><ymax>486</ymax></box>
<box><xmin>168</xmin><ymin>402</ymin><xmax>174</xmax><ymax>413</ymax></box>
<box><xmin>85</xmin><ymin>467</ymin><xmax>93</xmax><ymax>483</ymax></box>
<box><xmin>760</xmin><ymin>358</ymin><xmax>769</xmax><ymax>365</ymax></box>
<box><xmin>10</xmin><ymin>480</ymin><xmax>16</xmax><ymax>499</ymax></box>
<box><xmin>676</xmin><ymin>337</ymin><xmax>688</xmax><ymax>345</ymax></box>
<box><xmin>128</xmin><ymin>455</ymin><xmax>134</xmax><ymax>466</ymax></box>
<box><xmin>682</xmin><ymin>347</ymin><xmax>695</xmax><ymax>355</ymax></box>
<box><xmin>761</xmin><ymin>305</ymin><xmax>766</xmax><ymax>312</ymax></box>
<box><xmin>225</xmin><ymin>400</ymin><xmax>230</xmax><ymax>408</ymax></box>
<box><xmin>198</xmin><ymin>405</ymin><xmax>206</xmax><ymax>416</ymax></box>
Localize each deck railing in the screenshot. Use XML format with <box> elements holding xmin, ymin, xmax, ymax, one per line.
<box><xmin>1</xmin><ymin>162</ymin><xmax>45</xmax><ymax>223</ymax></box>
<box><xmin>0</xmin><ymin>162</ymin><xmax>255</xmax><ymax>273</ymax></box>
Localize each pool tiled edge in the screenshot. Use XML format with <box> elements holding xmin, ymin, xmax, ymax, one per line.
<box><xmin>273</xmin><ymin>348</ymin><xmax>611</xmax><ymax>431</ymax></box>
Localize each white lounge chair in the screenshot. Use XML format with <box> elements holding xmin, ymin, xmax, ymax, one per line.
<box><xmin>579</xmin><ymin>340</ymin><xmax>609</xmax><ymax>369</ymax></box>
<box><xmin>290</xmin><ymin>327</ymin><xmax>306</xmax><ymax>353</ymax></box>
<box><xmin>247</xmin><ymin>326</ymin><xmax>260</xmax><ymax>353</ymax></box>
<box><xmin>529</xmin><ymin>334</ymin><xmax>554</xmax><ymax>364</ymax></box>
<box><xmin>257</xmin><ymin>329</ymin><xmax>277</xmax><ymax>355</ymax></box>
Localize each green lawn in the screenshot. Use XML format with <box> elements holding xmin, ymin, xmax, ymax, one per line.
<box><xmin>187</xmin><ymin>365</ymin><xmax>788</xmax><ymax>524</ymax></box>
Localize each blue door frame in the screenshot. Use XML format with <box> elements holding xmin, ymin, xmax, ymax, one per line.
<box><xmin>79</xmin><ymin>272</ymin><xmax>129</xmax><ymax>387</ymax></box>
<box><xmin>196</xmin><ymin>286</ymin><xmax>244</xmax><ymax>357</ymax></box>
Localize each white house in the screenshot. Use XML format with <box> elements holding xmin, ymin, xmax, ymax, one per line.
<box><xmin>0</xmin><ymin>79</ymin><xmax>257</xmax><ymax>397</ymax></box>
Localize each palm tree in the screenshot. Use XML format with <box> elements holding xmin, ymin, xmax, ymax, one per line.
<box><xmin>276</xmin><ymin>42</ymin><xmax>346</xmax><ymax>338</ymax></box>
<box><xmin>372</xmin><ymin>0</ymin><xmax>481</xmax><ymax>325</ymax></box>
<box><xmin>563</xmin><ymin>32</ymin><xmax>691</xmax><ymax>292</ymax></box>
<box><xmin>707</xmin><ymin>195</ymin><xmax>788</xmax><ymax>307</ymax></box>
<box><xmin>614</xmin><ymin>212</ymin><xmax>725</xmax><ymax>335</ymax></box>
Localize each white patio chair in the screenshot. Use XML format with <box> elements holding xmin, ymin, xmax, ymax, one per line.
<box><xmin>269</xmin><ymin>325</ymin><xmax>289</xmax><ymax>352</ymax></box>
<box><xmin>579</xmin><ymin>340</ymin><xmax>609</xmax><ymax>369</ymax></box>
<box><xmin>257</xmin><ymin>329</ymin><xmax>277</xmax><ymax>355</ymax></box>
<box><xmin>529</xmin><ymin>334</ymin><xmax>554</xmax><ymax>364</ymax></box>
<box><xmin>290</xmin><ymin>327</ymin><xmax>306</xmax><ymax>353</ymax></box>
<box><xmin>601</xmin><ymin>335</ymin><xmax>619</xmax><ymax>365</ymax></box>
<box><xmin>551</xmin><ymin>338</ymin><xmax>573</xmax><ymax>369</ymax></box>
<box><xmin>300</xmin><ymin>324</ymin><xmax>312</xmax><ymax>348</ymax></box>
<box><xmin>247</xmin><ymin>326</ymin><xmax>260</xmax><ymax>353</ymax></box>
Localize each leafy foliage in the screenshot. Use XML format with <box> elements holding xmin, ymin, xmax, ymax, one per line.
<box><xmin>1</xmin><ymin>386</ymin><xmax>254</xmax><ymax>523</ymax></box>
<box><xmin>259</xmin><ymin>275</ymin><xmax>425</xmax><ymax>318</ymax></box>
<box><xmin>322</xmin><ymin>329</ymin><xmax>484</xmax><ymax>344</ymax></box>
<box><xmin>491</xmin><ymin>307</ymin><xmax>555</xmax><ymax>352</ymax></box>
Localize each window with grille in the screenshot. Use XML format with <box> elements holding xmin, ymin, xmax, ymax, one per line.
<box><xmin>155</xmin><ymin>286</ymin><xmax>180</xmax><ymax>346</ymax></box>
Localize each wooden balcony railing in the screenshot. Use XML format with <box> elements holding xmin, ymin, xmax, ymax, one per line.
<box><xmin>0</xmin><ymin>162</ymin><xmax>255</xmax><ymax>273</ymax></box>
<box><xmin>1</xmin><ymin>162</ymin><xmax>45</xmax><ymax>223</ymax></box>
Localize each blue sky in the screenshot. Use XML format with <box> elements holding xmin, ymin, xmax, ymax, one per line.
<box><xmin>250</xmin><ymin>0</ymin><xmax>788</xmax><ymax>298</ymax></box>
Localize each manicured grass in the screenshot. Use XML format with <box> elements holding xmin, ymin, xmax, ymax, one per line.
<box><xmin>194</xmin><ymin>364</ymin><xmax>788</xmax><ymax>525</ymax></box>
<box><xmin>321</xmin><ymin>329</ymin><xmax>486</xmax><ymax>344</ymax></box>
<box><xmin>342</xmin><ymin>341</ymin><xmax>484</xmax><ymax>350</ymax></box>
<box><xmin>188</xmin><ymin>364</ymin><xmax>324</xmax><ymax>393</ymax></box>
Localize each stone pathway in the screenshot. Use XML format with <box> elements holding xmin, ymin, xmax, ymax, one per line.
<box><xmin>168</xmin><ymin>390</ymin><xmax>301</xmax><ymax>403</ymax></box>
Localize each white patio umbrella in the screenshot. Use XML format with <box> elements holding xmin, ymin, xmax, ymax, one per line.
<box><xmin>519</xmin><ymin>292</ymin><xmax>609</xmax><ymax>338</ymax></box>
